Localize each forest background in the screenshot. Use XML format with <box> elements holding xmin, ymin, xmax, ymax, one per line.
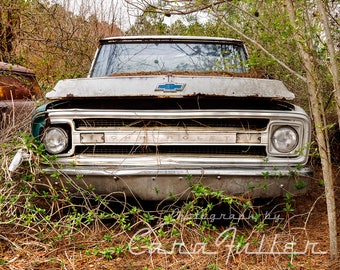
<box><xmin>0</xmin><ymin>0</ymin><xmax>339</xmax><ymax>269</ymax></box>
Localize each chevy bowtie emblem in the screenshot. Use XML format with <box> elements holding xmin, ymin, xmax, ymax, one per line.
<box><xmin>155</xmin><ymin>82</ymin><xmax>186</xmax><ymax>92</ymax></box>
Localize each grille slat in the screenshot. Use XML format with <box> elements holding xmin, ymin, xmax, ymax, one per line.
<box><xmin>75</xmin><ymin>145</ymin><xmax>266</xmax><ymax>156</ymax></box>
<box><xmin>74</xmin><ymin>118</ymin><xmax>269</xmax><ymax>130</ymax></box>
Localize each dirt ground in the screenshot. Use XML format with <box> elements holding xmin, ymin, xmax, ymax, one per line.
<box><xmin>0</xmin><ymin>166</ymin><xmax>339</xmax><ymax>270</ymax></box>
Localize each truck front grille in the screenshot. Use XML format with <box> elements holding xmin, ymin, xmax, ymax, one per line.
<box><xmin>43</xmin><ymin>99</ymin><xmax>311</xmax><ymax>166</ymax></box>
<box><xmin>71</xmin><ymin>116</ymin><xmax>268</xmax><ymax>158</ymax></box>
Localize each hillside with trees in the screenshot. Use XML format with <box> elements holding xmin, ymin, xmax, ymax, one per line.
<box><xmin>0</xmin><ymin>0</ymin><xmax>339</xmax><ymax>269</ymax></box>
<box><xmin>0</xmin><ymin>0</ymin><xmax>122</xmax><ymax>88</ymax></box>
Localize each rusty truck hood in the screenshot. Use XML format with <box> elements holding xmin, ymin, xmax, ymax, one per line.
<box><xmin>46</xmin><ymin>75</ymin><xmax>295</xmax><ymax>100</ymax></box>
<box><xmin>0</xmin><ymin>62</ymin><xmax>42</xmax><ymax>100</ymax></box>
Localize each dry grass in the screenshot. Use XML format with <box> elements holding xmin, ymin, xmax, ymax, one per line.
<box><xmin>0</xmin><ymin>114</ymin><xmax>338</xmax><ymax>270</ymax></box>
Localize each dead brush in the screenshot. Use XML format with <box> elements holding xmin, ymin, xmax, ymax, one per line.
<box><xmin>0</xmin><ymin>113</ymin><xmax>331</xmax><ymax>269</ymax></box>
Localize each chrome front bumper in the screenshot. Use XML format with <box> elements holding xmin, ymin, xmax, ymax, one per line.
<box><xmin>9</xmin><ymin>149</ymin><xmax>312</xmax><ymax>200</ymax></box>
<box><xmin>44</xmin><ymin>166</ymin><xmax>312</xmax><ymax>200</ymax></box>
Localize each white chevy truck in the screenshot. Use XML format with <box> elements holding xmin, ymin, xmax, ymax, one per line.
<box><xmin>18</xmin><ymin>36</ymin><xmax>312</xmax><ymax>200</ymax></box>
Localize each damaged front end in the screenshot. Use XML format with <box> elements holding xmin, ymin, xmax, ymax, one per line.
<box><xmin>21</xmin><ymin>90</ymin><xmax>312</xmax><ymax>200</ymax></box>
<box><xmin>10</xmin><ymin>36</ymin><xmax>312</xmax><ymax>200</ymax></box>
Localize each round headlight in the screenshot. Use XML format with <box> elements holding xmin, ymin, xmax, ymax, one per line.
<box><xmin>271</xmin><ymin>126</ymin><xmax>298</xmax><ymax>153</ymax></box>
<box><xmin>42</xmin><ymin>127</ymin><xmax>68</xmax><ymax>154</ymax></box>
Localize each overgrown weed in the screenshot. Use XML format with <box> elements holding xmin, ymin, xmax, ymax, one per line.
<box><xmin>0</xmin><ymin>119</ymin><xmax>330</xmax><ymax>269</ymax></box>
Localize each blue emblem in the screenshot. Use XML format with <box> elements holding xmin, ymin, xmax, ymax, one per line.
<box><xmin>155</xmin><ymin>82</ymin><xmax>185</xmax><ymax>92</ymax></box>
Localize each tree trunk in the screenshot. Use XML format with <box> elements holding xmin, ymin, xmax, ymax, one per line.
<box><xmin>285</xmin><ymin>0</ymin><xmax>338</xmax><ymax>260</ymax></box>
<box><xmin>316</xmin><ymin>0</ymin><xmax>340</xmax><ymax>129</ymax></box>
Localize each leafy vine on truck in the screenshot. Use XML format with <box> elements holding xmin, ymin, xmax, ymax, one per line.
<box><xmin>11</xmin><ymin>36</ymin><xmax>312</xmax><ymax>200</ymax></box>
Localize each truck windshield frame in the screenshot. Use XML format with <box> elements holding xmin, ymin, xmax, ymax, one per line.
<box><xmin>90</xmin><ymin>42</ymin><xmax>248</xmax><ymax>77</ymax></box>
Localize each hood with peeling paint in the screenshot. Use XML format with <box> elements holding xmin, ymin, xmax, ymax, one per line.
<box><xmin>46</xmin><ymin>75</ymin><xmax>295</xmax><ymax>100</ymax></box>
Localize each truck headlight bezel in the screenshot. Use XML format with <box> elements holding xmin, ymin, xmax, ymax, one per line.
<box><xmin>42</xmin><ymin>127</ymin><xmax>69</xmax><ymax>155</ymax></box>
<box><xmin>268</xmin><ymin>124</ymin><xmax>301</xmax><ymax>156</ymax></box>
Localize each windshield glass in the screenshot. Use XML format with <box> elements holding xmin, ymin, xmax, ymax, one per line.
<box><xmin>90</xmin><ymin>42</ymin><xmax>248</xmax><ymax>77</ymax></box>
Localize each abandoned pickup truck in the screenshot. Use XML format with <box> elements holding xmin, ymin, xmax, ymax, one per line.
<box><xmin>14</xmin><ymin>36</ymin><xmax>312</xmax><ymax>200</ymax></box>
